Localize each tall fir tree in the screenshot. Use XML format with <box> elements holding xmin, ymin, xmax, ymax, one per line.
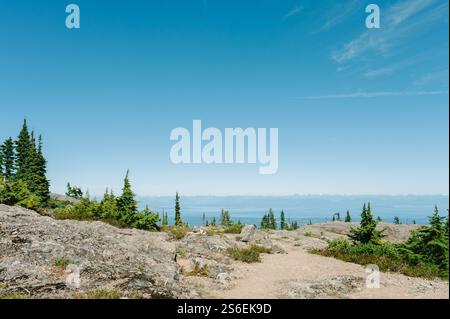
<box><xmin>174</xmin><ymin>192</ymin><xmax>182</xmax><ymax>226</ymax></box>
<box><xmin>15</xmin><ymin>119</ymin><xmax>32</xmax><ymax>181</ymax></box>
<box><xmin>33</xmin><ymin>135</ymin><xmax>49</xmax><ymax>205</ymax></box>
<box><xmin>116</xmin><ymin>170</ymin><xmax>137</xmax><ymax>223</ymax></box>
<box><xmin>0</xmin><ymin>138</ymin><xmax>15</xmax><ymax>181</ymax></box>
<box><xmin>264</xmin><ymin>208</ymin><xmax>276</xmax><ymax>230</ymax></box>
<box><xmin>280</xmin><ymin>210</ymin><xmax>286</xmax><ymax>230</ymax></box>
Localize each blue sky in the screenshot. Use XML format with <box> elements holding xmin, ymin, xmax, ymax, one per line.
<box><xmin>0</xmin><ymin>0</ymin><xmax>448</xmax><ymax>196</ymax></box>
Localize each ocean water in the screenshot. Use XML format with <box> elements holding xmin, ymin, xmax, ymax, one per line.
<box><xmin>137</xmin><ymin>195</ymin><xmax>449</xmax><ymax>227</ymax></box>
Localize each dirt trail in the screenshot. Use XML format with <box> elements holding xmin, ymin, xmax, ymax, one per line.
<box><xmin>213</xmin><ymin>242</ymin><xmax>449</xmax><ymax>299</ymax></box>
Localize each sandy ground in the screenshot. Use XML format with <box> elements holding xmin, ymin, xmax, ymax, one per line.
<box><xmin>211</xmin><ymin>241</ymin><xmax>449</xmax><ymax>299</ymax></box>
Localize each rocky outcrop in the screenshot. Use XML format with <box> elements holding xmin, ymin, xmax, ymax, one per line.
<box><xmin>0</xmin><ymin>204</ymin><xmax>196</xmax><ymax>299</ymax></box>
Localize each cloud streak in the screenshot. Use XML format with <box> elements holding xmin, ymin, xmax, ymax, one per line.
<box><xmin>332</xmin><ymin>0</ymin><xmax>447</xmax><ymax>64</ymax></box>
<box><xmin>315</xmin><ymin>0</ymin><xmax>362</xmax><ymax>32</ymax></box>
<box><xmin>293</xmin><ymin>90</ymin><xmax>449</xmax><ymax>100</ymax></box>
<box><xmin>285</xmin><ymin>5</ymin><xmax>303</xmax><ymax>18</ymax></box>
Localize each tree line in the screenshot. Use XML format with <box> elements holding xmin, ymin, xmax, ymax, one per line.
<box><xmin>260</xmin><ymin>208</ymin><xmax>299</xmax><ymax>231</ymax></box>
<box><xmin>0</xmin><ymin>120</ymin><xmax>50</xmax><ymax>209</ymax></box>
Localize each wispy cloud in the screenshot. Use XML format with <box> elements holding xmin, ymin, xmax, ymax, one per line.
<box><xmin>293</xmin><ymin>90</ymin><xmax>449</xmax><ymax>100</ymax></box>
<box><xmin>285</xmin><ymin>5</ymin><xmax>303</xmax><ymax>19</ymax></box>
<box><xmin>332</xmin><ymin>0</ymin><xmax>447</xmax><ymax>64</ymax></box>
<box><xmin>315</xmin><ymin>0</ymin><xmax>362</xmax><ymax>32</ymax></box>
<box><xmin>363</xmin><ymin>67</ymin><xmax>394</xmax><ymax>79</ymax></box>
<box><xmin>413</xmin><ymin>69</ymin><xmax>450</xmax><ymax>87</ymax></box>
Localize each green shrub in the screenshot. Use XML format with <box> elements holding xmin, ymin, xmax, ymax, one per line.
<box><xmin>74</xmin><ymin>289</ymin><xmax>122</xmax><ymax>299</ymax></box>
<box><xmin>163</xmin><ymin>226</ymin><xmax>190</xmax><ymax>240</ymax></box>
<box><xmin>54</xmin><ymin>257</ymin><xmax>70</xmax><ymax>269</ymax></box>
<box><xmin>129</xmin><ymin>210</ymin><xmax>160</xmax><ymax>231</ymax></box>
<box><xmin>312</xmin><ymin>238</ymin><xmax>446</xmax><ymax>279</ymax></box>
<box><xmin>48</xmin><ymin>198</ymin><xmax>73</xmax><ymax>210</ymax></box>
<box><xmin>0</xmin><ymin>292</ymin><xmax>26</xmax><ymax>299</ymax></box>
<box><xmin>227</xmin><ymin>245</ymin><xmax>272</xmax><ymax>263</ymax></box>
<box><xmin>224</xmin><ymin>223</ymin><xmax>245</xmax><ymax>234</ymax></box>
<box><xmin>185</xmin><ymin>264</ymin><xmax>209</xmax><ymax>277</ymax></box>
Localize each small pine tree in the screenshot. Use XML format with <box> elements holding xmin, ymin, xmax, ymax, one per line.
<box><xmin>116</xmin><ymin>170</ymin><xmax>137</xmax><ymax>223</ymax></box>
<box><xmin>280</xmin><ymin>210</ymin><xmax>286</xmax><ymax>230</ymax></box>
<box><xmin>202</xmin><ymin>212</ymin><xmax>206</xmax><ymax>226</ymax></box>
<box><xmin>404</xmin><ymin>206</ymin><xmax>449</xmax><ymax>272</ymax></box>
<box><xmin>161</xmin><ymin>211</ymin><xmax>169</xmax><ymax>227</ymax></box>
<box><xmin>348</xmin><ymin>202</ymin><xmax>385</xmax><ymax>244</ymax></box>
<box><xmin>332</xmin><ymin>215</ymin><xmax>336</xmax><ymax>222</ymax></box>
<box><xmin>174</xmin><ymin>192</ymin><xmax>183</xmax><ymax>226</ymax></box>
<box><xmin>345</xmin><ymin>210</ymin><xmax>351</xmax><ymax>223</ymax></box>
<box><xmin>220</xmin><ymin>209</ymin><xmax>231</xmax><ymax>226</ymax></box>
<box><xmin>211</xmin><ymin>216</ymin><xmax>216</xmax><ymax>227</ymax></box>
<box><xmin>66</xmin><ymin>183</ymin><xmax>83</xmax><ymax>198</ymax></box>
<box><xmin>394</xmin><ymin>216</ymin><xmax>401</xmax><ymax>225</ymax></box>
<box><xmin>100</xmin><ymin>188</ymin><xmax>118</xmax><ymax>219</ymax></box>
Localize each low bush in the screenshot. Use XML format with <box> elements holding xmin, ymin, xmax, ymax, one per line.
<box><xmin>227</xmin><ymin>245</ymin><xmax>272</xmax><ymax>263</ymax></box>
<box><xmin>185</xmin><ymin>264</ymin><xmax>209</xmax><ymax>277</ymax></box>
<box><xmin>74</xmin><ymin>289</ymin><xmax>122</xmax><ymax>299</ymax></box>
<box><xmin>311</xmin><ymin>239</ymin><xmax>446</xmax><ymax>279</ymax></box>
<box><xmin>163</xmin><ymin>226</ymin><xmax>190</xmax><ymax>240</ymax></box>
<box><xmin>224</xmin><ymin>223</ymin><xmax>245</xmax><ymax>234</ymax></box>
<box><xmin>54</xmin><ymin>257</ymin><xmax>71</xmax><ymax>270</ymax></box>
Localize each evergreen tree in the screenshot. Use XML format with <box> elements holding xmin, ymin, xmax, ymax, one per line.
<box><xmin>100</xmin><ymin>188</ymin><xmax>118</xmax><ymax>219</ymax></box>
<box><xmin>345</xmin><ymin>210</ymin><xmax>351</xmax><ymax>223</ymax></box>
<box><xmin>116</xmin><ymin>170</ymin><xmax>137</xmax><ymax>223</ymax></box>
<box><xmin>377</xmin><ymin>216</ymin><xmax>382</xmax><ymax>222</ymax></box>
<box><xmin>211</xmin><ymin>216</ymin><xmax>216</xmax><ymax>227</ymax></box>
<box><xmin>280</xmin><ymin>210</ymin><xmax>286</xmax><ymax>230</ymax></box>
<box><xmin>260</xmin><ymin>213</ymin><xmax>269</xmax><ymax>229</ymax></box>
<box><xmin>332</xmin><ymin>215</ymin><xmax>336</xmax><ymax>222</ymax></box>
<box><xmin>174</xmin><ymin>192</ymin><xmax>183</xmax><ymax>226</ymax></box>
<box><xmin>0</xmin><ymin>138</ymin><xmax>15</xmax><ymax>181</ymax></box>
<box><xmin>394</xmin><ymin>216</ymin><xmax>401</xmax><ymax>225</ymax></box>
<box><xmin>268</xmin><ymin>208</ymin><xmax>276</xmax><ymax>230</ymax></box>
<box><xmin>445</xmin><ymin>210</ymin><xmax>449</xmax><ymax>238</ymax></box>
<box><xmin>220</xmin><ymin>209</ymin><xmax>231</xmax><ymax>226</ymax></box>
<box><xmin>348</xmin><ymin>202</ymin><xmax>385</xmax><ymax>244</ymax></box>
<box><xmin>33</xmin><ymin>135</ymin><xmax>50</xmax><ymax>205</ymax></box>
<box><xmin>161</xmin><ymin>211</ymin><xmax>169</xmax><ymax>227</ymax></box>
<box><xmin>202</xmin><ymin>212</ymin><xmax>206</xmax><ymax>226</ymax></box>
<box><xmin>404</xmin><ymin>206</ymin><xmax>449</xmax><ymax>272</ymax></box>
<box><xmin>66</xmin><ymin>183</ymin><xmax>83</xmax><ymax>198</ymax></box>
<box><xmin>15</xmin><ymin>119</ymin><xmax>32</xmax><ymax>181</ymax></box>
<box><xmin>336</xmin><ymin>212</ymin><xmax>341</xmax><ymax>221</ymax></box>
